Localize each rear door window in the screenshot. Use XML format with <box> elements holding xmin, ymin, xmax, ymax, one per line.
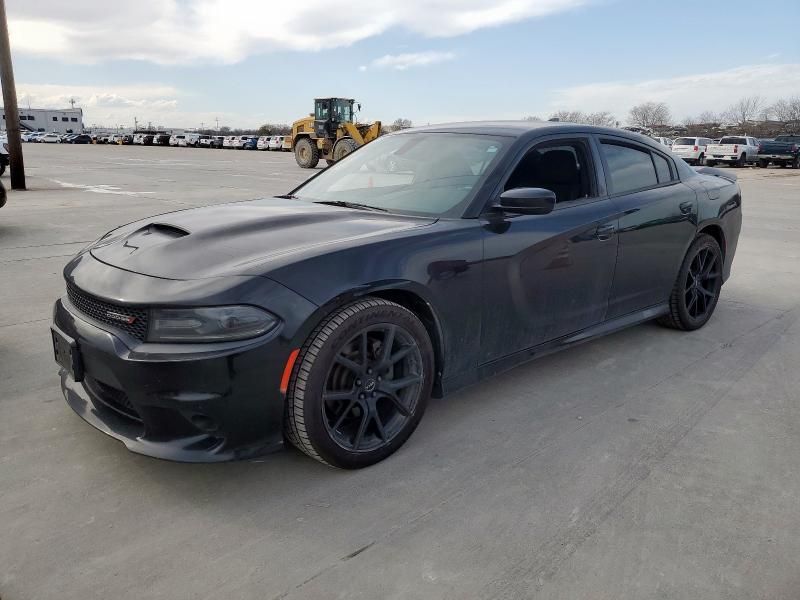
<box><xmin>600</xmin><ymin>143</ymin><xmax>658</xmax><ymax>194</ymax></box>
<box><xmin>652</xmin><ymin>153</ymin><xmax>674</xmax><ymax>183</ymax></box>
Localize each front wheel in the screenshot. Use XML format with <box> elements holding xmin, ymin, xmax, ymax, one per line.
<box><xmin>706</xmin><ymin>160</ymin><xmax>717</xmax><ymax>167</ymax></box>
<box><xmin>659</xmin><ymin>234</ymin><xmax>723</xmax><ymax>331</ymax></box>
<box><xmin>285</xmin><ymin>298</ymin><xmax>434</xmax><ymax>469</ymax></box>
<box><xmin>332</xmin><ymin>138</ymin><xmax>358</xmax><ymax>162</ymax></box>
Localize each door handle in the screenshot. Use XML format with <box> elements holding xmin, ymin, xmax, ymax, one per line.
<box><xmin>595</xmin><ymin>223</ymin><xmax>616</xmax><ymax>241</ymax></box>
<box><xmin>679</xmin><ymin>201</ymin><xmax>694</xmax><ymax>215</ymax></box>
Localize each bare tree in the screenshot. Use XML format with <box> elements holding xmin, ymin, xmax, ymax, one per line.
<box><xmin>548</xmin><ymin>110</ymin><xmax>585</xmax><ymax>123</ymax></box>
<box><xmin>391</xmin><ymin>118</ymin><xmax>413</xmax><ymax>131</ymax></box>
<box><xmin>697</xmin><ymin>110</ymin><xmax>719</xmax><ymax>124</ymax></box>
<box><xmin>584</xmin><ymin>111</ymin><xmax>616</xmax><ymax>127</ymax></box>
<box><xmin>724</xmin><ymin>96</ymin><xmax>764</xmax><ymax>125</ymax></box>
<box><xmin>770</xmin><ymin>97</ymin><xmax>800</xmax><ymax>124</ymax></box>
<box><xmin>523</xmin><ymin>115</ymin><xmax>543</xmax><ymax>122</ymax></box>
<box><xmin>628</xmin><ymin>102</ymin><xmax>671</xmax><ymax>130</ymax></box>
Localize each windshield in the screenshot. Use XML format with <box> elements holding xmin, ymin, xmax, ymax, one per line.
<box><xmin>673</xmin><ymin>138</ymin><xmax>696</xmax><ymax>145</ymax></box>
<box><xmin>719</xmin><ymin>137</ymin><xmax>746</xmax><ymax>145</ymax></box>
<box><xmin>293</xmin><ymin>132</ymin><xmax>508</xmax><ymax>217</ymax></box>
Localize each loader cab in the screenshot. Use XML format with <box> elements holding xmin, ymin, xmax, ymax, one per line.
<box><xmin>314</xmin><ymin>97</ymin><xmax>355</xmax><ymax>138</ymax></box>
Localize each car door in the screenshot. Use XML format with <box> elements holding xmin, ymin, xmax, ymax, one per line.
<box><xmin>747</xmin><ymin>137</ymin><xmax>758</xmax><ymax>160</ymax></box>
<box><xmin>598</xmin><ymin>136</ymin><xmax>698</xmax><ymax>319</ymax></box>
<box><xmin>479</xmin><ymin>134</ymin><xmax>620</xmax><ymax>365</ymax></box>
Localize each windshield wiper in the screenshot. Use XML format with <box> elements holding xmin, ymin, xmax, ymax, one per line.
<box><xmin>313</xmin><ymin>200</ymin><xmax>388</xmax><ymax>212</ymax></box>
<box><xmin>274</xmin><ymin>194</ymin><xmax>300</xmax><ymax>199</ymax></box>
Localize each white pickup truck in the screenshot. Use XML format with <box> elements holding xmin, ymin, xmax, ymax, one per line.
<box><xmin>706</xmin><ymin>135</ymin><xmax>759</xmax><ymax>167</ymax></box>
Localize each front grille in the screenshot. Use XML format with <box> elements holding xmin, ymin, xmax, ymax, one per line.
<box><xmin>84</xmin><ymin>376</ymin><xmax>142</xmax><ymax>423</ymax></box>
<box><xmin>66</xmin><ymin>282</ymin><xmax>149</xmax><ymax>340</ymax></box>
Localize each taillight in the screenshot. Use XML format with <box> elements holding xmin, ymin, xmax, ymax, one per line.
<box><xmin>758</xmin><ymin>144</ymin><xmax>763</xmax><ymax>152</ymax></box>
<box><xmin>793</xmin><ymin>144</ymin><xmax>798</xmax><ymax>152</ymax></box>
<box><xmin>693</xmin><ymin>145</ymin><xmax>699</xmax><ymax>152</ymax></box>
<box><xmin>733</xmin><ymin>145</ymin><xmax>738</xmax><ymax>153</ymax></box>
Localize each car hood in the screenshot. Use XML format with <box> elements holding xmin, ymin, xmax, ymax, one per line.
<box><xmin>89</xmin><ymin>198</ymin><xmax>435</xmax><ymax>280</ymax></box>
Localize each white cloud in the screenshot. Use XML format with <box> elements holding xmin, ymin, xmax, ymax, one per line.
<box><xmin>550</xmin><ymin>63</ymin><xmax>800</xmax><ymax>121</ymax></box>
<box><xmin>363</xmin><ymin>51</ymin><xmax>456</xmax><ymax>71</ymax></box>
<box><xmin>7</xmin><ymin>0</ymin><xmax>587</xmax><ymax>65</ymax></box>
<box><xmin>15</xmin><ymin>83</ymin><xmax>258</xmax><ymax>129</ymax></box>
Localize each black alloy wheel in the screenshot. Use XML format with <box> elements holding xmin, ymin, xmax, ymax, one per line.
<box><xmin>659</xmin><ymin>234</ymin><xmax>723</xmax><ymax>331</ymax></box>
<box><xmin>321</xmin><ymin>324</ymin><xmax>422</xmax><ymax>453</ymax></box>
<box><xmin>285</xmin><ymin>298</ymin><xmax>434</xmax><ymax>468</ymax></box>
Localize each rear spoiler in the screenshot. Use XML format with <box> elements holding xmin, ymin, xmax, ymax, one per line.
<box><xmin>693</xmin><ymin>166</ymin><xmax>737</xmax><ymax>183</ymax></box>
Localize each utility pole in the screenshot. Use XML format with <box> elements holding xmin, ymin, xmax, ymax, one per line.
<box><xmin>0</xmin><ymin>0</ymin><xmax>26</xmax><ymax>189</ymax></box>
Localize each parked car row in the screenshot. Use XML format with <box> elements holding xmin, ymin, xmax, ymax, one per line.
<box><xmin>668</xmin><ymin>134</ymin><xmax>799</xmax><ymax>168</ymax></box>
<box><xmin>22</xmin><ymin>130</ymin><xmax>293</xmax><ymax>152</ymax></box>
<box><xmin>22</xmin><ymin>131</ymin><xmax>93</xmax><ymax>144</ymax></box>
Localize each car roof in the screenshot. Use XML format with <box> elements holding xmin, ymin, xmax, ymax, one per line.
<box><xmin>396</xmin><ymin>120</ymin><xmax>667</xmax><ymax>149</ymax></box>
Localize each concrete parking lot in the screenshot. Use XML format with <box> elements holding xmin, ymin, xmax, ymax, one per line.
<box><xmin>1</xmin><ymin>144</ymin><xmax>799</xmax><ymax>600</ymax></box>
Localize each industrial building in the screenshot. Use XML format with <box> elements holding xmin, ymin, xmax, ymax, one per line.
<box><xmin>1</xmin><ymin>107</ymin><xmax>84</xmax><ymax>134</ymax></box>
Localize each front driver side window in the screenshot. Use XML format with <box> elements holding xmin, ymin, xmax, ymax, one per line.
<box><xmin>504</xmin><ymin>141</ymin><xmax>593</xmax><ymax>203</ymax></box>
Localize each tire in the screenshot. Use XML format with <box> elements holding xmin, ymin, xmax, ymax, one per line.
<box><xmin>332</xmin><ymin>138</ymin><xmax>358</xmax><ymax>162</ymax></box>
<box><xmin>758</xmin><ymin>159</ymin><xmax>769</xmax><ymax>169</ymax></box>
<box><xmin>294</xmin><ymin>137</ymin><xmax>319</xmax><ymax>168</ymax></box>
<box><xmin>735</xmin><ymin>153</ymin><xmax>746</xmax><ymax>168</ymax></box>
<box><xmin>0</xmin><ymin>163</ymin><xmax>5</xmax><ymax>176</ymax></box>
<box><xmin>793</xmin><ymin>157</ymin><xmax>800</xmax><ymax>169</ymax></box>
<box><xmin>325</xmin><ymin>159</ymin><xmax>336</xmax><ymax>167</ymax></box>
<box><xmin>285</xmin><ymin>297</ymin><xmax>434</xmax><ymax>469</ymax></box>
<box><xmin>706</xmin><ymin>160</ymin><xmax>717</xmax><ymax>167</ymax></box>
<box><xmin>658</xmin><ymin>234</ymin><xmax>723</xmax><ymax>331</ymax></box>
<box><xmin>697</xmin><ymin>154</ymin><xmax>705</xmax><ymax>166</ymax></box>
<box><xmin>779</xmin><ymin>161</ymin><xmax>787</xmax><ymax>168</ymax></box>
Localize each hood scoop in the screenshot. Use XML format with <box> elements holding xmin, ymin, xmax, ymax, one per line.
<box><xmin>138</xmin><ymin>223</ymin><xmax>190</xmax><ymax>239</ymax></box>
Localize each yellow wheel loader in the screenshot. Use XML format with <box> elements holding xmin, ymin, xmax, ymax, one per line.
<box><xmin>291</xmin><ymin>98</ymin><xmax>381</xmax><ymax>168</ymax></box>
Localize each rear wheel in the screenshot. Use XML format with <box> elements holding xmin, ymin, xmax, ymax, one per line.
<box><xmin>332</xmin><ymin>138</ymin><xmax>358</xmax><ymax>162</ymax></box>
<box><xmin>735</xmin><ymin>153</ymin><xmax>746</xmax><ymax>168</ymax></box>
<box><xmin>779</xmin><ymin>161</ymin><xmax>787</xmax><ymax>168</ymax></box>
<box><xmin>696</xmin><ymin>153</ymin><xmax>705</xmax><ymax>166</ymax></box>
<box><xmin>294</xmin><ymin>137</ymin><xmax>320</xmax><ymax>168</ymax></box>
<box><xmin>706</xmin><ymin>160</ymin><xmax>717</xmax><ymax>167</ymax></box>
<box><xmin>285</xmin><ymin>298</ymin><xmax>434</xmax><ymax>469</ymax></box>
<box><xmin>0</xmin><ymin>163</ymin><xmax>5</xmax><ymax>176</ymax></box>
<box><xmin>758</xmin><ymin>159</ymin><xmax>769</xmax><ymax>169</ymax></box>
<box><xmin>658</xmin><ymin>234</ymin><xmax>723</xmax><ymax>331</ymax></box>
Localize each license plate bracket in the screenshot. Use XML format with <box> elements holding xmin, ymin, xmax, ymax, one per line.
<box><xmin>51</xmin><ymin>326</ymin><xmax>84</xmax><ymax>382</ymax></box>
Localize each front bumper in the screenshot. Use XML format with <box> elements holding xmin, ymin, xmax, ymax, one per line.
<box><xmin>54</xmin><ymin>297</ymin><xmax>290</xmax><ymax>461</ymax></box>
<box><xmin>52</xmin><ymin>254</ymin><xmax>319</xmax><ymax>462</ymax></box>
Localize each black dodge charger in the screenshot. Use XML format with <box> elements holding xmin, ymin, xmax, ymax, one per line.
<box><xmin>52</xmin><ymin>122</ymin><xmax>742</xmax><ymax>468</ymax></box>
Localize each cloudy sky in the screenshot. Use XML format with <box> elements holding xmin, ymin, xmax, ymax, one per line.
<box><xmin>5</xmin><ymin>0</ymin><xmax>800</xmax><ymax>129</ymax></box>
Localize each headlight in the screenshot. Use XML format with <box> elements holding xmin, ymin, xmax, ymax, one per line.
<box><xmin>148</xmin><ymin>306</ymin><xmax>278</xmax><ymax>342</ymax></box>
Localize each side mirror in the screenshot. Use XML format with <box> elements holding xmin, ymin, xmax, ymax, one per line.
<box><xmin>496</xmin><ymin>187</ymin><xmax>556</xmax><ymax>215</ymax></box>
